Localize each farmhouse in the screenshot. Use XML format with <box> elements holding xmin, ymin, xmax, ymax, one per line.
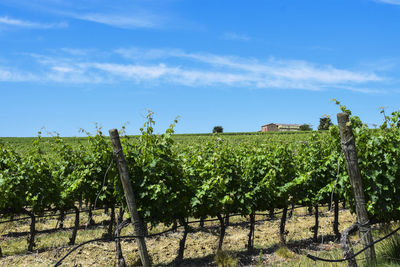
<box><xmin>261</xmin><ymin>123</ymin><xmax>301</xmax><ymax>132</ymax></box>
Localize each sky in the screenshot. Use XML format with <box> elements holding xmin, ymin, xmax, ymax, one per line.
<box><xmin>1</xmin><ymin>0</ymin><xmax>400</xmax><ymax>137</ymax></box>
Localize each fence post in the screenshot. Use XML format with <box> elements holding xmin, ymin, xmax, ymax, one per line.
<box><xmin>340</xmin><ymin>224</ymin><xmax>358</xmax><ymax>267</ymax></box>
<box><xmin>109</xmin><ymin>129</ymin><xmax>151</xmax><ymax>267</ymax></box>
<box><xmin>337</xmin><ymin>113</ymin><xmax>376</xmax><ymax>265</ymax></box>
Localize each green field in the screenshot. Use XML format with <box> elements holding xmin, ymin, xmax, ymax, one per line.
<box><xmin>1</xmin><ymin>130</ymin><xmax>315</xmax><ymax>154</ymax></box>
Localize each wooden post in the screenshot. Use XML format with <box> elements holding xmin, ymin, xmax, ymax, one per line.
<box><xmin>340</xmin><ymin>224</ymin><xmax>358</xmax><ymax>267</ymax></box>
<box><xmin>333</xmin><ymin>193</ymin><xmax>341</xmax><ymax>240</ymax></box>
<box><xmin>337</xmin><ymin>113</ymin><xmax>376</xmax><ymax>264</ymax></box>
<box><xmin>313</xmin><ymin>205</ymin><xmax>319</xmax><ymax>242</ymax></box>
<box><xmin>68</xmin><ymin>206</ymin><xmax>80</xmax><ymax>245</ymax></box>
<box><xmin>109</xmin><ymin>129</ymin><xmax>150</xmax><ymax>267</ymax></box>
<box><xmin>279</xmin><ymin>205</ymin><xmax>288</xmax><ymax>245</ymax></box>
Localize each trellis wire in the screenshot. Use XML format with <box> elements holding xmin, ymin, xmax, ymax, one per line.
<box><xmin>307</xmin><ymin>224</ymin><xmax>400</xmax><ymax>263</ymax></box>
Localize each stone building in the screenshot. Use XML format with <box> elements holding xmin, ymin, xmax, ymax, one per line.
<box><xmin>261</xmin><ymin>123</ymin><xmax>301</xmax><ymax>132</ymax></box>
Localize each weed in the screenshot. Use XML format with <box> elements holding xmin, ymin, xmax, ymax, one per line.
<box><xmin>214</xmin><ymin>250</ymin><xmax>238</xmax><ymax>267</ymax></box>
<box><xmin>275</xmin><ymin>246</ymin><xmax>294</xmax><ymax>259</ymax></box>
<box><xmin>377</xmin><ymin>233</ymin><xmax>400</xmax><ymax>264</ymax></box>
<box><xmin>257</xmin><ymin>249</ymin><xmax>264</xmax><ymax>267</ymax></box>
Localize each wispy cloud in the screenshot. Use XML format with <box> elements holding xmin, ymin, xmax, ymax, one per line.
<box><xmin>0</xmin><ymin>48</ymin><xmax>387</xmax><ymax>93</ymax></box>
<box><xmin>73</xmin><ymin>12</ymin><xmax>163</xmax><ymax>29</ymax></box>
<box><xmin>0</xmin><ymin>67</ymin><xmax>37</xmax><ymax>82</ymax></box>
<box><xmin>114</xmin><ymin>47</ymin><xmax>183</xmax><ymax>61</ymax></box>
<box><xmin>374</xmin><ymin>0</ymin><xmax>400</xmax><ymax>5</ymax></box>
<box><xmin>220</xmin><ymin>32</ymin><xmax>251</xmax><ymax>41</ymax></box>
<box><xmin>0</xmin><ymin>16</ymin><xmax>67</xmax><ymax>29</ymax></box>
<box><xmin>116</xmin><ymin>48</ymin><xmax>382</xmax><ymax>86</ymax></box>
<box><xmin>0</xmin><ymin>0</ymin><xmax>170</xmax><ymax>29</ymax></box>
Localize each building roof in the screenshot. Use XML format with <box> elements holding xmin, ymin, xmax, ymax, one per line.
<box><xmin>261</xmin><ymin>123</ymin><xmax>301</xmax><ymax>127</ymax></box>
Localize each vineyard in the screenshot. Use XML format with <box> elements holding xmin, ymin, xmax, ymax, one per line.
<box><xmin>1</xmin><ymin>106</ymin><xmax>400</xmax><ymax>266</ymax></box>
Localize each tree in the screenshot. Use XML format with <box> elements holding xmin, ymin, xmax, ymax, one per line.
<box><xmin>318</xmin><ymin>116</ymin><xmax>333</xmax><ymax>131</ymax></box>
<box><xmin>213</xmin><ymin>126</ymin><xmax>223</xmax><ymax>133</ymax></box>
<box><xmin>299</xmin><ymin>124</ymin><xmax>312</xmax><ymax>131</ymax></box>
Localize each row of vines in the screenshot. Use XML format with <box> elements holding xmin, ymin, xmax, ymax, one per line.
<box><xmin>1</xmin><ymin>106</ymin><xmax>400</xmax><ymax>263</ymax></box>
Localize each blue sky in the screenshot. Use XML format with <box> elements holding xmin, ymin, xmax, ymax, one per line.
<box><xmin>1</xmin><ymin>0</ymin><xmax>400</xmax><ymax>136</ymax></box>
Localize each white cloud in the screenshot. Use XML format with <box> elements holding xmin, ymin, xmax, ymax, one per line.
<box><xmin>115</xmin><ymin>48</ymin><xmax>381</xmax><ymax>86</ymax></box>
<box><xmin>221</xmin><ymin>32</ymin><xmax>251</xmax><ymax>41</ymax></box>
<box><xmin>0</xmin><ymin>16</ymin><xmax>67</xmax><ymax>29</ymax></box>
<box><xmin>0</xmin><ymin>67</ymin><xmax>37</xmax><ymax>82</ymax></box>
<box><xmin>0</xmin><ymin>0</ymin><xmax>188</xmax><ymax>30</ymax></box>
<box><xmin>74</xmin><ymin>13</ymin><xmax>160</xmax><ymax>29</ymax></box>
<box><xmin>115</xmin><ymin>47</ymin><xmax>182</xmax><ymax>61</ymax></box>
<box><xmin>52</xmin><ymin>66</ymin><xmax>75</xmax><ymax>73</ymax></box>
<box><xmin>374</xmin><ymin>0</ymin><xmax>400</xmax><ymax>5</ymax></box>
<box><xmin>8</xmin><ymin>0</ymin><xmax>167</xmax><ymax>29</ymax></box>
<box><xmin>88</xmin><ymin>62</ymin><xmax>173</xmax><ymax>80</ymax></box>
<box><xmin>0</xmin><ymin>65</ymin><xmax>106</xmax><ymax>84</ymax></box>
<box><xmin>0</xmin><ymin>48</ymin><xmax>386</xmax><ymax>93</ymax></box>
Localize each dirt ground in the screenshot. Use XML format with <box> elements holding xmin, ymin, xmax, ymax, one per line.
<box><xmin>0</xmin><ymin>207</ymin><xmax>358</xmax><ymax>266</ymax></box>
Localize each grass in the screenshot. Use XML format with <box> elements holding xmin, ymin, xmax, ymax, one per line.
<box><xmin>271</xmin><ymin>249</ymin><xmax>348</xmax><ymax>267</ymax></box>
